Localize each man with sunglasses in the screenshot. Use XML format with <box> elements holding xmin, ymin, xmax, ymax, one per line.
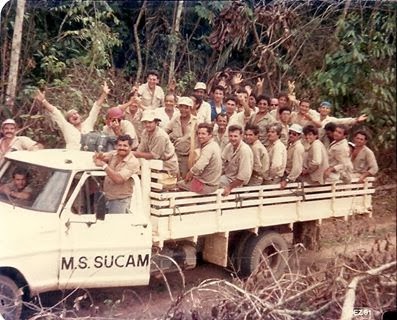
<box><xmin>280</xmin><ymin>124</ymin><xmax>305</xmax><ymax>189</ymax></box>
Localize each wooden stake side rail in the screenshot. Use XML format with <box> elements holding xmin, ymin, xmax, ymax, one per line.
<box><xmin>143</xmin><ymin>163</ymin><xmax>375</xmax><ymax>244</ymax></box>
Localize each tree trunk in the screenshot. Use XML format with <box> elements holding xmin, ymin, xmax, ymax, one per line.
<box><xmin>6</xmin><ymin>0</ymin><xmax>26</xmax><ymax>112</ymax></box>
<box><xmin>168</xmin><ymin>0</ymin><xmax>184</xmax><ymax>84</ymax></box>
<box><xmin>293</xmin><ymin>221</ymin><xmax>320</xmax><ymax>251</ymax></box>
<box><xmin>134</xmin><ymin>0</ymin><xmax>147</xmax><ymax>85</ymax></box>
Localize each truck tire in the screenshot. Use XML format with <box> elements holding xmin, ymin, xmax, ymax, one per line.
<box><xmin>0</xmin><ymin>275</ymin><xmax>22</xmax><ymax>320</ymax></box>
<box><xmin>240</xmin><ymin>231</ymin><xmax>288</xmax><ymax>278</ymax></box>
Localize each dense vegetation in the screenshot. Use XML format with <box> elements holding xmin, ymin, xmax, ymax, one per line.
<box><xmin>0</xmin><ymin>0</ymin><xmax>395</xmax><ymax>166</ymax></box>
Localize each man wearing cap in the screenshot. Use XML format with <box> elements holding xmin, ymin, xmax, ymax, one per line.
<box><xmin>318</xmin><ymin>100</ymin><xmax>367</xmax><ymax>128</ymax></box>
<box><xmin>166</xmin><ymin>97</ymin><xmax>197</xmax><ymax>178</ymax></box>
<box><xmin>351</xmin><ymin>130</ymin><xmax>378</xmax><ymax>182</ymax></box>
<box><xmin>0</xmin><ymin>119</ymin><xmax>40</xmax><ymax>163</ymax></box>
<box><xmin>34</xmin><ymin>82</ymin><xmax>109</xmax><ymax>150</ymax></box>
<box><xmin>193</xmin><ymin>82</ymin><xmax>211</xmax><ymax>124</ymax></box>
<box><xmin>102</xmin><ymin>107</ymin><xmax>138</xmax><ymax>149</ymax></box>
<box><xmin>178</xmin><ymin>123</ymin><xmax>221</xmax><ymax>194</ymax></box>
<box><xmin>134</xmin><ymin>110</ymin><xmax>179</xmax><ymax>175</ymax></box>
<box><xmin>280</xmin><ymin>124</ymin><xmax>305</xmax><ymax>189</ymax></box>
<box><xmin>220</xmin><ymin>125</ymin><xmax>253</xmax><ymax>196</ymax></box>
<box><xmin>93</xmin><ymin>135</ymin><xmax>140</xmax><ymax>214</ymax></box>
<box><xmin>137</xmin><ymin>70</ymin><xmax>165</xmax><ymax>110</ymax></box>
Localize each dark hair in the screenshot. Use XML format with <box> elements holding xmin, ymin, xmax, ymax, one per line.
<box><xmin>245</xmin><ymin>124</ymin><xmax>259</xmax><ymax>136</ymax></box>
<box><xmin>116</xmin><ymin>134</ymin><xmax>133</xmax><ymax>146</ymax></box>
<box><xmin>228</xmin><ymin>124</ymin><xmax>243</xmax><ymax>134</ymax></box>
<box><xmin>197</xmin><ymin>123</ymin><xmax>214</xmax><ymax>135</ymax></box>
<box><xmin>324</xmin><ymin>122</ymin><xmax>336</xmax><ymax>132</ymax></box>
<box><xmin>225</xmin><ymin>96</ymin><xmax>237</xmax><ymax>104</ymax></box>
<box><xmin>147</xmin><ymin>70</ymin><xmax>159</xmax><ymax>79</ymax></box>
<box><xmin>235</xmin><ymin>88</ymin><xmax>248</xmax><ymax>95</ymax></box>
<box><xmin>256</xmin><ymin>95</ymin><xmax>271</xmax><ymax>105</ymax></box>
<box><xmin>192</xmin><ymin>93</ymin><xmax>203</xmax><ymax>104</ymax></box>
<box><xmin>353</xmin><ymin>130</ymin><xmax>370</xmax><ymax>140</ymax></box>
<box><xmin>212</xmin><ymin>85</ymin><xmax>225</xmax><ymax>94</ymax></box>
<box><xmin>279</xmin><ymin>106</ymin><xmax>292</xmax><ymax>115</ymax></box>
<box><xmin>335</xmin><ymin>124</ymin><xmax>348</xmax><ymax>136</ymax></box>
<box><xmin>13</xmin><ymin>167</ymin><xmax>29</xmax><ymax>179</ymax></box>
<box><xmin>266</xmin><ymin>123</ymin><xmax>282</xmax><ymax>136</ymax></box>
<box><xmin>278</xmin><ymin>92</ymin><xmax>290</xmax><ymax>101</ymax></box>
<box><xmin>249</xmin><ymin>93</ymin><xmax>257</xmax><ymax>102</ymax></box>
<box><xmin>165</xmin><ymin>93</ymin><xmax>177</xmax><ymax>101</ymax></box>
<box><xmin>299</xmin><ymin>98</ymin><xmax>311</xmax><ymax>105</ymax></box>
<box><xmin>302</xmin><ymin>125</ymin><xmax>318</xmax><ymax>136</ymax></box>
<box><xmin>215</xmin><ymin>113</ymin><xmax>228</xmax><ymax>122</ymax></box>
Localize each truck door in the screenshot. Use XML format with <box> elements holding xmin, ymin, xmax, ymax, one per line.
<box><xmin>58</xmin><ymin>171</ymin><xmax>152</xmax><ymax>290</ymax></box>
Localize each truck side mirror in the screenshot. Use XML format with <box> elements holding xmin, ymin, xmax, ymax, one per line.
<box><xmin>94</xmin><ymin>192</ymin><xmax>107</xmax><ymax>220</ymax></box>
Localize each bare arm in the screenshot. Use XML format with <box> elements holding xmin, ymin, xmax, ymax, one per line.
<box><xmin>34</xmin><ymin>90</ymin><xmax>56</xmax><ymax>112</ymax></box>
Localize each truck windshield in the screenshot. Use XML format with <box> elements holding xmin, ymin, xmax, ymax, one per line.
<box><xmin>0</xmin><ymin>160</ymin><xmax>70</xmax><ymax>213</ymax></box>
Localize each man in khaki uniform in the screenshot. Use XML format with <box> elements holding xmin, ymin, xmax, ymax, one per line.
<box><xmin>244</xmin><ymin>124</ymin><xmax>269</xmax><ymax>186</ymax></box>
<box><xmin>351</xmin><ymin>130</ymin><xmax>378</xmax><ymax>182</ymax></box>
<box><xmin>280</xmin><ymin>124</ymin><xmax>305</xmax><ymax>189</ymax></box>
<box><xmin>93</xmin><ymin>135</ymin><xmax>140</xmax><ymax>214</ymax></box>
<box><xmin>301</xmin><ymin>125</ymin><xmax>329</xmax><ymax>184</ymax></box>
<box><xmin>133</xmin><ymin>110</ymin><xmax>179</xmax><ymax>176</ymax></box>
<box><xmin>290</xmin><ymin>99</ymin><xmax>322</xmax><ymax>128</ymax></box>
<box><xmin>265</xmin><ymin>123</ymin><xmax>287</xmax><ymax>184</ymax></box>
<box><xmin>166</xmin><ymin>97</ymin><xmax>197</xmax><ymax>178</ymax></box>
<box><xmin>137</xmin><ymin>70</ymin><xmax>165</xmax><ymax>110</ymax></box>
<box><xmin>178</xmin><ymin>123</ymin><xmax>221</xmax><ymax>194</ymax></box>
<box><xmin>324</xmin><ymin>125</ymin><xmax>353</xmax><ymax>183</ymax></box>
<box><xmin>220</xmin><ymin>125</ymin><xmax>253</xmax><ymax>196</ymax></box>
<box><xmin>213</xmin><ymin>113</ymin><xmax>229</xmax><ymax>152</ymax></box>
<box><xmin>277</xmin><ymin>106</ymin><xmax>292</xmax><ymax>146</ymax></box>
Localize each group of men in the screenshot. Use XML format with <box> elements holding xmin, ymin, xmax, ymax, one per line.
<box><xmin>0</xmin><ymin>70</ymin><xmax>378</xmax><ymax>213</ymax></box>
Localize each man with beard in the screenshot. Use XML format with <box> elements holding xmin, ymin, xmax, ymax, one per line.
<box><xmin>93</xmin><ymin>135</ymin><xmax>140</xmax><ymax>214</ymax></box>
<box><xmin>178</xmin><ymin>123</ymin><xmax>221</xmax><ymax>194</ymax></box>
<box><xmin>34</xmin><ymin>82</ymin><xmax>109</xmax><ymax>150</ymax></box>
<box><xmin>0</xmin><ymin>119</ymin><xmax>40</xmax><ymax>164</ymax></box>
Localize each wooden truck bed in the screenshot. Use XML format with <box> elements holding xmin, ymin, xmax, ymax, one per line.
<box><xmin>148</xmin><ymin>172</ymin><xmax>375</xmax><ymax>245</ymax></box>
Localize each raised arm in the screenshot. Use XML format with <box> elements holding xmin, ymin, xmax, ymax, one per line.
<box><xmin>34</xmin><ymin>90</ymin><xmax>56</xmax><ymax>113</ymax></box>
<box><xmin>95</xmin><ymin>81</ymin><xmax>110</xmax><ymax>107</ymax></box>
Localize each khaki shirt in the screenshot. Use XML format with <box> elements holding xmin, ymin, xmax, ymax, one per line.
<box><xmin>103</xmin><ymin>151</ymin><xmax>140</xmax><ymax>200</ymax></box>
<box><xmin>248</xmin><ymin>111</ymin><xmax>276</xmax><ymax>147</ymax></box>
<box><xmin>138</xmin><ymin>126</ymin><xmax>179</xmax><ymax>174</ymax></box>
<box><xmin>286</xmin><ymin>139</ymin><xmax>305</xmax><ymax>181</ymax></box>
<box><xmin>138</xmin><ymin>83</ymin><xmax>164</xmax><ymax>110</ymax></box>
<box><xmin>328</xmin><ymin>139</ymin><xmax>353</xmax><ymax>180</ymax></box>
<box><xmin>222</xmin><ymin>141</ymin><xmax>253</xmax><ymax>185</ymax></box>
<box><xmin>249</xmin><ymin>140</ymin><xmax>269</xmax><ymax>178</ymax></box>
<box><xmin>304</xmin><ymin>139</ymin><xmax>328</xmax><ymax>184</ymax></box>
<box><xmin>124</xmin><ymin>109</ymin><xmax>144</xmax><ymax>141</ymax></box>
<box><xmin>319</xmin><ymin>115</ymin><xmax>356</xmax><ymax>140</ymax></box>
<box><xmin>103</xmin><ymin>120</ymin><xmax>138</xmax><ymax>149</ymax></box>
<box><xmin>212</xmin><ymin>125</ymin><xmax>229</xmax><ymax>152</ymax></box>
<box><xmin>290</xmin><ymin>110</ymin><xmax>320</xmax><ymax>128</ymax></box>
<box><xmin>166</xmin><ymin>115</ymin><xmax>197</xmax><ymax>156</ymax></box>
<box><xmin>279</xmin><ymin>122</ymin><xmax>289</xmax><ymax>146</ymax></box>
<box><xmin>352</xmin><ymin>146</ymin><xmax>378</xmax><ymax>176</ymax></box>
<box><xmin>190</xmin><ymin>139</ymin><xmax>222</xmax><ymax>186</ymax></box>
<box><xmin>0</xmin><ymin>136</ymin><xmax>38</xmax><ymax>163</ymax></box>
<box><xmin>267</xmin><ymin>139</ymin><xmax>287</xmax><ymax>180</ymax></box>
<box><xmin>196</xmin><ymin>101</ymin><xmax>212</xmax><ymax>124</ymax></box>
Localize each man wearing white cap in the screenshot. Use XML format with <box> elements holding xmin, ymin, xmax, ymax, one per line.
<box><xmin>0</xmin><ymin>119</ymin><xmax>40</xmax><ymax>163</ymax></box>
<box><xmin>133</xmin><ymin>110</ymin><xmax>179</xmax><ymax>175</ymax></box>
<box><xmin>192</xmin><ymin>82</ymin><xmax>211</xmax><ymax>124</ymax></box>
<box><xmin>280</xmin><ymin>124</ymin><xmax>305</xmax><ymax>189</ymax></box>
<box><xmin>34</xmin><ymin>82</ymin><xmax>109</xmax><ymax>149</ymax></box>
<box><xmin>166</xmin><ymin>96</ymin><xmax>197</xmax><ymax>178</ymax></box>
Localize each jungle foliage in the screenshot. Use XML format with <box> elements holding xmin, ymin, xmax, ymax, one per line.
<box><xmin>0</xmin><ymin>0</ymin><xmax>395</xmax><ymax>165</ymax></box>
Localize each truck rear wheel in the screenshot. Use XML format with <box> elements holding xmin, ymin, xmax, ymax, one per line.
<box><xmin>240</xmin><ymin>231</ymin><xmax>288</xmax><ymax>278</ymax></box>
<box><xmin>0</xmin><ymin>275</ymin><xmax>22</xmax><ymax>320</ymax></box>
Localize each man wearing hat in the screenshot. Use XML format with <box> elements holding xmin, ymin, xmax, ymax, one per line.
<box><xmin>318</xmin><ymin>100</ymin><xmax>367</xmax><ymax>129</ymax></box>
<box><xmin>166</xmin><ymin>97</ymin><xmax>197</xmax><ymax>178</ymax></box>
<box><xmin>102</xmin><ymin>106</ymin><xmax>138</xmax><ymax>149</ymax></box>
<box><xmin>133</xmin><ymin>110</ymin><xmax>179</xmax><ymax>176</ymax></box>
<box><xmin>0</xmin><ymin>119</ymin><xmax>40</xmax><ymax>163</ymax></box>
<box><xmin>192</xmin><ymin>82</ymin><xmax>211</xmax><ymax>124</ymax></box>
<box><xmin>34</xmin><ymin>82</ymin><xmax>109</xmax><ymax>149</ymax></box>
<box><xmin>280</xmin><ymin>124</ymin><xmax>305</xmax><ymax>189</ymax></box>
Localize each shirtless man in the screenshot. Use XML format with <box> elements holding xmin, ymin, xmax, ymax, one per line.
<box><xmin>0</xmin><ymin>167</ymin><xmax>33</xmax><ymax>206</ymax></box>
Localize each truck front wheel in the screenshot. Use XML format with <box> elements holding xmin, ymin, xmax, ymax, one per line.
<box><xmin>240</xmin><ymin>231</ymin><xmax>289</xmax><ymax>278</ymax></box>
<box><xmin>0</xmin><ymin>275</ymin><xmax>22</xmax><ymax>320</ymax></box>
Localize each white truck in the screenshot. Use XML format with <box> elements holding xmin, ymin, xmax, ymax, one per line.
<box><xmin>0</xmin><ymin>149</ymin><xmax>375</xmax><ymax>319</ymax></box>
